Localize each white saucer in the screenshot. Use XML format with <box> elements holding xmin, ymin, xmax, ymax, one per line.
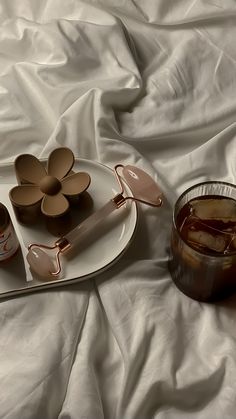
<box><xmin>0</xmin><ymin>159</ymin><xmax>137</xmax><ymax>298</ymax></box>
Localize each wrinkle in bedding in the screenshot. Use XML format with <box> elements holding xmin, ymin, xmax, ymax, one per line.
<box><xmin>1</xmin><ymin>1</ymin><xmax>236</xmax><ymax>419</ymax></box>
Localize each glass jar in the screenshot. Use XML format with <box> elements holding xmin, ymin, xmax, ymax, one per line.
<box><xmin>169</xmin><ymin>181</ymin><xmax>236</xmax><ymax>302</ymax></box>
<box><xmin>0</xmin><ymin>203</ymin><xmax>20</xmax><ymax>263</ymax></box>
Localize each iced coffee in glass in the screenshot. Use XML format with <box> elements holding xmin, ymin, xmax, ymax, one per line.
<box><xmin>169</xmin><ymin>181</ymin><xmax>236</xmax><ymax>301</ymax></box>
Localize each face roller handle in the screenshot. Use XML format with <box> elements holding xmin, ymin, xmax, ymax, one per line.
<box><xmin>58</xmin><ymin>196</ymin><xmax>124</xmax><ymax>251</ymax></box>
<box><xmin>27</xmin><ymin>195</ymin><xmax>126</xmax><ymax>279</ymax></box>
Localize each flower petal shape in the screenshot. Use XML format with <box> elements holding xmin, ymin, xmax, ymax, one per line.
<box><xmin>9</xmin><ymin>185</ymin><xmax>44</xmax><ymax>206</ymax></box>
<box><xmin>15</xmin><ymin>154</ymin><xmax>47</xmax><ymax>184</ymax></box>
<box><xmin>41</xmin><ymin>194</ymin><xmax>69</xmax><ymax>217</ymax></box>
<box><xmin>61</xmin><ymin>172</ymin><xmax>91</xmax><ymax>196</ymax></box>
<box><xmin>47</xmin><ymin>148</ymin><xmax>74</xmax><ymax>180</ymax></box>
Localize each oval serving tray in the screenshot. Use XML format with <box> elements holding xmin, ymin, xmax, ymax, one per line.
<box><xmin>0</xmin><ymin>159</ymin><xmax>137</xmax><ymax>299</ymax></box>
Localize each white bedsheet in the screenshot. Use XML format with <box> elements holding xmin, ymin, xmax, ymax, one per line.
<box><xmin>1</xmin><ymin>1</ymin><xmax>236</xmax><ymax>418</ymax></box>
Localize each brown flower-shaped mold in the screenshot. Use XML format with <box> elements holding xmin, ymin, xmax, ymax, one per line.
<box><xmin>9</xmin><ymin>148</ymin><xmax>91</xmax><ymax>235</ymax></box>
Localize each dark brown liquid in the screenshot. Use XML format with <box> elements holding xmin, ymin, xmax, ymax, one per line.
<box><xmin>169</xmin><ymin>195</ymin><xmax>236</xmax><ymax>301</ymax></box>
<box><xmin>177</xmin><ymin>196</ymin><xmax>236</xmax><ymax>256</ymax></box>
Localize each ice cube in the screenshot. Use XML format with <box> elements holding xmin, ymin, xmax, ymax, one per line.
<box><xmin>187</xmin><ymin>230</ymin><xmax>226</xmax><ymax>253</ymax></box>
<box><xmin>231</xmin><ymin>235</ymin><xmax>236</xmax><ymax>250</ymax></box>
<box><xmin>190</xmin><ymin>198</ymin><xmax>236</xmax><ymax>222</ymax></box>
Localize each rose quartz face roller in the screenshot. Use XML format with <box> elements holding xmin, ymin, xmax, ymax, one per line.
<box><xmin>26</xmin><ymin>165</ymin><xmax>163</xmax><ymax>279</ymax></box>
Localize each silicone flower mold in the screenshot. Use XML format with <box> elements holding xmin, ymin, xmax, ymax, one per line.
<box><xmin>9</xmin><ymin>148</ymin><xmax>91</xmax><ymax>219</ymax></box>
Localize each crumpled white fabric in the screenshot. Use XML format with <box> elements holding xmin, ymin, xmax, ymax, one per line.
<box><xmin>1</xmin><ymin>1</ymin><xmax>236</xmax><ymax>418</ymax></box>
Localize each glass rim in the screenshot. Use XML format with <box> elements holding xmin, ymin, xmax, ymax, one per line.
<box><xmin>173</xmin><ymin>180</ymin><xmax>236</xmax><ymax>259</ymax></box>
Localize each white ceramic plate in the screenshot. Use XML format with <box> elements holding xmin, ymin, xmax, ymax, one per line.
<box><xmin>0</xmin><ymin>159</ymin><xmax>137</xmax><ymax>298</ymax></box>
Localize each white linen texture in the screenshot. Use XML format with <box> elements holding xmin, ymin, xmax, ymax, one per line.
<box><xmin>1</xmin><ymin>1</ymin><xmax>236</xmax><ymax>418</ymax></box>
